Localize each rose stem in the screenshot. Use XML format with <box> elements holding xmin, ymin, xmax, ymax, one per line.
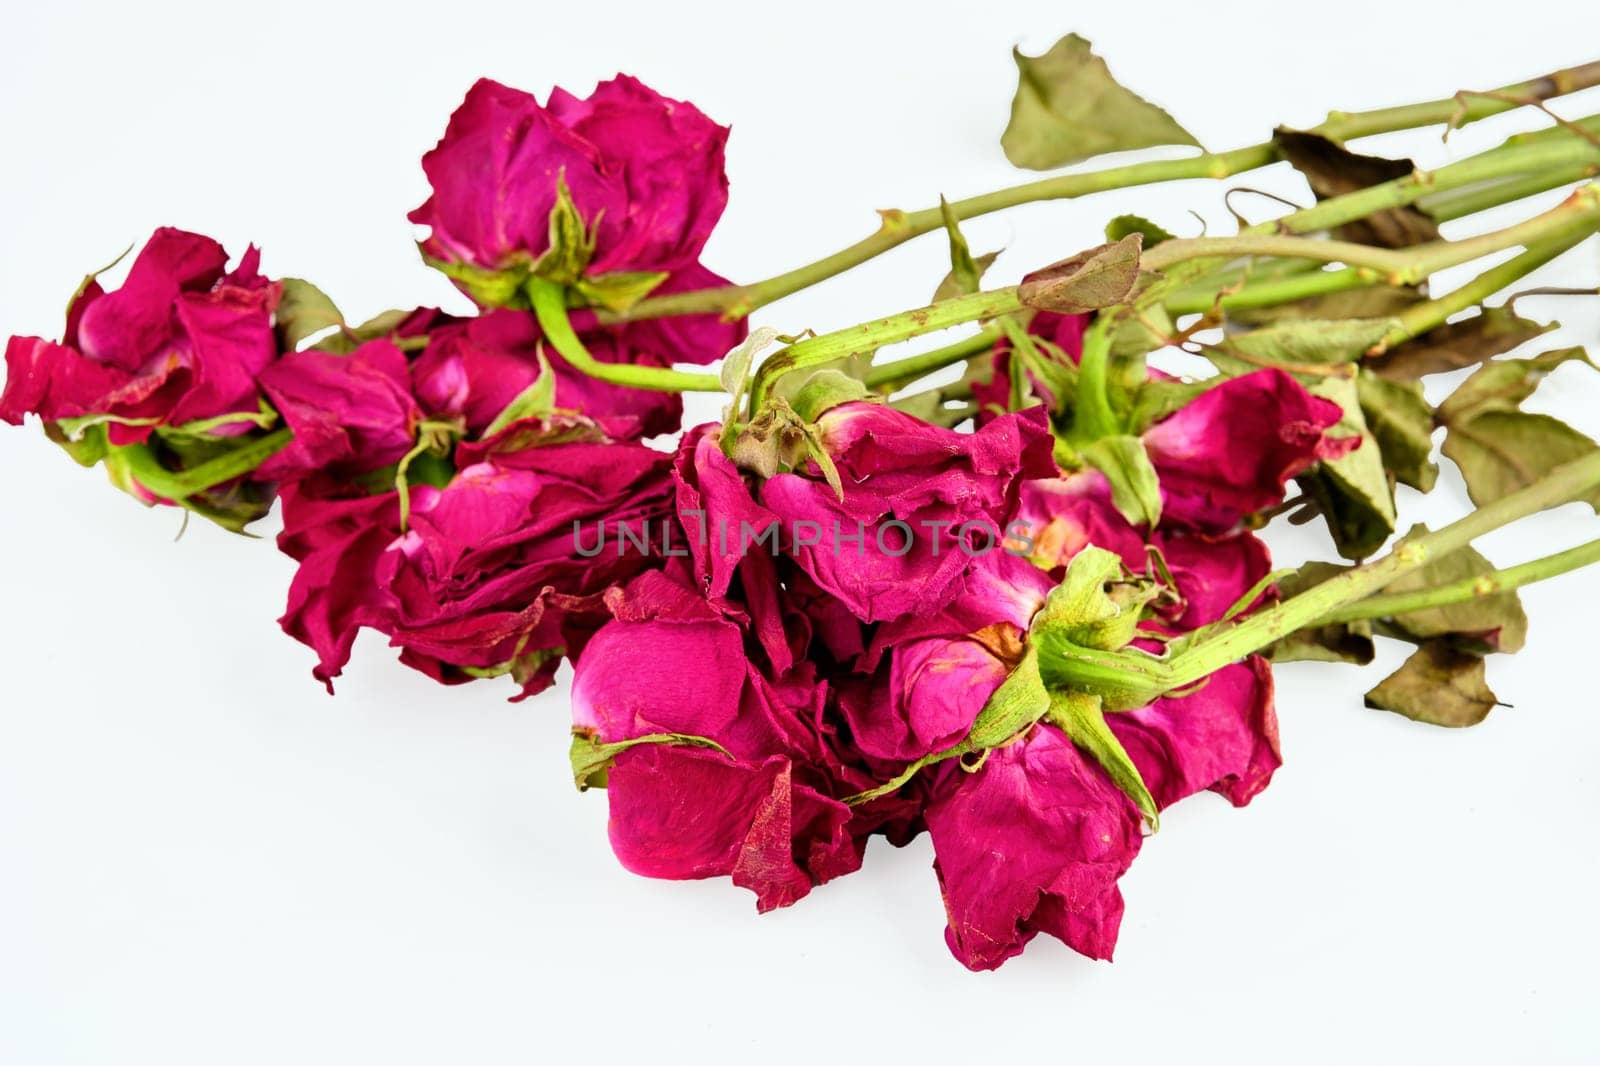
<box><xmin>750</xmin><ymin>183</ymin><xmax>1600</xmax><ymax>405</ymax></box>
<box><xmin>1312</xmin><ymin>537</ymin><xmax>1600</xmax><ymax>626</ymax></box>
<box><xmin>525</xmin><ymin>279</ymin><xmax>724</xmax><ymax>393</ymax></box>
<box><xmin>610</xmin><ymin>61</ymin><xmax>1600</xmax><ymax>323</ymax></box>
<box><xmin>1155</xmin><ymin>450</ymin><xmax>1600</xmax><ymax>689</ymax></box>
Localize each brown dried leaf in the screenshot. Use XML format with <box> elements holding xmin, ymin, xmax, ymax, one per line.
<box><xmin>1018</xmin><ymin>234</ymin><xmax>1143</xmax><ymax>314</ymax></box>
<box><xmin>1364</xmin><ymin>642</ymin><xmax>1499</xmax><ymax>727</ymax></box>
<box><xmin>1273</xmin><ymin>129</ymin><xmax>1441</xmax><ymax>248</ymax></box>
<box><xmin>1367</xmin><ymin>306</ymin><xmax>1555</xmax><ymax>381</ymax></box>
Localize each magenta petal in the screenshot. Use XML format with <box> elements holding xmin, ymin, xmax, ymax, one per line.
<box><xmin>606</xmin><ymin>747</ymin><xmax>857</xmax><ymax>912</ymax></box>
<box><xmin>76</xmin><ymin>227</ymin><xmax>228</xmax><ymax>370</ymax></box>
<box><xmin>1109</xmin><ymin>656</ymin><xmax>1281</xmax><ymax>809</ymax></box>
<box><xmin>925</xmin><ymin>725</ymin><xmax>1143</xmax><ymax>970</ymax></box>
<box><xmin>1143</xmin><ymin>368</ymin><xmax>1352</xmax><ymax>532</ymax></box>
<box><xmin>257</xmin><ymin>340</ymin><xmax>421</xmax><ymax>479</ymax></box>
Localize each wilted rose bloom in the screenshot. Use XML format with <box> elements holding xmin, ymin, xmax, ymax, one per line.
<box><xmin>412</xmin><ymin>266</ymin><xmax>745</xmax><ymax>440</ymax></box>
<box><xmin>409</xmin><ymin>75</ymin><xmax>729</xmax><ymax>282</ymax></box>
<box><xmin>276</xmin><ymin>417</ymin><xmax>675</xmax><ymax>695</ymax></box>
<box><xmin>572</xmin><ymin>570</ymin><xmax>863</xmax><ymax>912</ymax></box>
<box><xmin>917</xmin><ymin>652</ymin><xmax>1279</xmax><ymax>971</ymax></box>
<box><xmin>1</xmin><ymin>228</ymin><xmax>280</xmax><ymax>442</ymax></box>
<box><xmin>758</xmin><ymin>402</ymin><xmax>1057</xmax><ymax>623</ymax></box>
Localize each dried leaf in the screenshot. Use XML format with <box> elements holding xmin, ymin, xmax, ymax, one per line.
<box><xmin>1273</xmin><ymin>129</ymin><xmax>1440</xmax><ymax>248</ymax></box>
<box><xmin>1367</xmin><ymin>306</ymin><xmax>1555</xmax><ymax>381</ymax></box>
<box><xmin>1442</xmin><ymin>410</ymin><xmax>1600</xmax><ymax>512</ymax></box>
<box><xmin>1436</xmin><ymin>346</ymin><xmax>1600</xmax><ymax>511</ymax></box>
<box><xmin>1001</xmin><ymin>34</ymin><xmax>1200</xmax><ymax>170</ymax></box>
<box><xmin>1436</xmin><ymin>346</ymin><xmax>1594</xmax><ymax>422</ymax></box>
<box><xmin>276</xmin><ymin>278</ymin><xmax>344</xmax><ymax>351</ymax></box>
<box><xmin>1223</xmin><ymin>317</ymin><xmax>1399</xmax><ymax>370</ymax></box>
<box><xmin>1364</xmin><ymin>642</ymin><xmax>1498</xmax><ymax>727</ymax></box>
<box><xmin>1378</xmin><ymin>524</ymin><xmax>1527</xmax><ymax>653</ymax></box>
<box><xmin>1018</xmin><ymin>234</ymin><xmax>1143</xmax><ymax>314</ymax></box>
<box><xmin>1356</xmin><ymin>371</ymin><xmax>1438</xmax><ymax>492</ymax></box>
<box><xmin>1299</xmin><ymin>376</ymin><xmax>1396</xmax><ymax>560</ymax></box>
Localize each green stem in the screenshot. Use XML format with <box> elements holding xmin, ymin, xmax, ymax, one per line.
<box><xmin>1315</xmin><ymin>537</ymin><xmax>1600</xmax><ymax>625</ymax></box>
<box><xmin>751</xmin><ymin>288</ymin><xmax>1023</xmax><ymax>406</ymax></box>
<box><xmin>863</xmin><ymin>329</ymin><xmax>1000</xmax><ymax>390</ymax></box>
<box><xmin>526</xmin><ymin>279</ymin><xmax>723</xmax><ymax>393</ymax></box>
<box><xmin>1373</xmin><ymin>230</ymin><xmax>1596</xmax><ymax>352</ymax></box>
<box><xmin>1166</xmin><ymin>264</ymin><xmax>1379</xmax><ymax>316</ymax></box>
<box><xmin>609</xmin><ymin>61</ymin><xmax>1600</xmax><ymax>323</ymax></box>
<box><xmin>1159</xmin><ymin>449</ymin><xmax>1600</xmax><ymax>687</ymax></box>
<box><xmin>1141</xmin><ymin>184</ymin><xmax>1600</xmax><ymax>281</ymax></box>
<box><xmin>754</xmin><ymin>181</ymin><xmax>1600</xmax><ymax>403</ymax></box>
<box><xmin>1420</xmin><ymin>161</ymin><xmax>1600</xmax><ymax>222</ymax></box>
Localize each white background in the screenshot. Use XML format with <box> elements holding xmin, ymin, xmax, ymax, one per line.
<box><xmin>3</xmin><ymin>1</ymin><xmax>1599</xmax><ymax>1061</ymax></box>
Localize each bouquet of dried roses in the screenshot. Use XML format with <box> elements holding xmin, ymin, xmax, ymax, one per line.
<box><xmin>6</xmin><ymin>36</ymin><xmax>1600</xmax><ymax>970</ymax></box>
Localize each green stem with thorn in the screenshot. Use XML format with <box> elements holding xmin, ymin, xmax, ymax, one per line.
<box><xmin>606</xmin><ymin>61</ymin><xmax>1600</xmax><ymax>323</ymax></box>
<box><xmin>1315</xmin><ymin>537</ymin><xmax>1600</xmax><ymax>625</ymax></box>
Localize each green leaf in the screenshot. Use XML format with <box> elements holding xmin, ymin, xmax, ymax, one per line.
<box><xmin>1080</xmin><ymin>434</ymin><xmax>1162</xmax><ymax>528</ymax></box>
<box><xmin>1299</xmin><ymin>376</ymin><xmax>1396</xmax><ymax>560</ymax></box>
<box><xmin>1273</xmin><ymin>129</ymin><xmax>1440</xmax><ymax>249</ymax></box>
<box><xmin>42</xmin><ymin>420</ymin><xmax>111</xmax><ymax>468</ymax></box>
<box><xmin>1266</xmin><ymin>561</ymin><xmax>1376</xmax><ymax>665</ymax></box>
<box><xmin>482</xmin><ymin>347</ymin><xmax>557</xmax><ymax>437</ymax></box>
<box><xmin>1105</xmin><ymin>214</ymin><xmax>1175</xmax><ymax>248</ymax></box>
<box><xmin>275</xmin><ymin>278</ymin><xmax>345</xmax><ymax>351</ymax></box>
<box><xmin>1356</xmin><ymin>371</ymin><xmax>1438</xmax><ymax>492</ymax></box>
<box><xmin>1018</xmin><ymin>234</ymin><xmax>1144</xmax><ymax>314</ymax></box>
<box><xmin>1001</xmin><ymin>33</ymin><xmax>1200</xmax><ymax>170</ymax></box>
<box><xmin>1045</xmin><ymin>690</ymin><xmax>1159</xmax><ymax>826</ymax></box>
<box><xmin>1368</xmin><ymin>306</ymin><xmax>1556</xmax><ymax>381</ymax></box>
<box><xmin>1442</xmin><ymin>410</ymin><xmax>1600</xmax><ymax>513</ymax></box>
<box><xmin>569</xmin><ymin>730</ymin><xmax>730</xmax><ymax>791</ymax></box>
<box><xmin>1364</xmin><ymin>642</ymin><xmax>1499</xmax><ymax>727</ymax></box>
<box><xmin>1377</xmin><ymin>524</ymin><xmax>1528</xmax><ymax>653</ymax></box>
<box><xmin>573</xmin><ymin>269</ymin><xmax>669</xmax><ymax>313</ymax></box>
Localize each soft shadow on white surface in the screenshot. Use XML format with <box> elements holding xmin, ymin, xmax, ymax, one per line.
<box><xmin>2</xmin><ymin>1</ymin><xmax>1598</xmax><ymax>1062</ymax></box>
